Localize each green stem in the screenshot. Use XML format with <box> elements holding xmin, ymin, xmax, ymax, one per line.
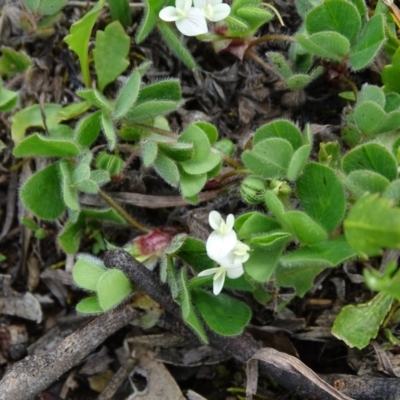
<box><xmin>132</xmin><ymin>123</ymin><xmax>178</xmax><ymax>139</ymax></box>
<box><xmin>98</xmin><ymin>189</ymin><xmax>151</xmax><ymax>233</ymax></box>
<box><xmin>339</xmin><ymin>75</ymin><xmax>359</xmax><ymax>100</ymax></box>
<box><xmin>260</xmin><ymin>2</ymin><xmax>285</xmax><ymax>26</ymax></box>
<box><xmin>216</xmin><ymin>169</ymin><xmax>250</xmax><ymax>183</ymax></box>
<box><xmin>221</xmin><ymin>154</ymin><xmax>243</xmax><ymax>169</ymax></box>
<box><xmin>247</xmin><ymin>34</ymin><xmax>295</xmax><ymax>49</ymax></box>
<box><xmin>245</xmin><ymin>48</ymin><xmax>277</xmax><ymax>75</ymax></box>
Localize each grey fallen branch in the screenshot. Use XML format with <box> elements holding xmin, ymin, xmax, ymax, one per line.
<box><xmin>0</xmin><ymin>302</ymin><xmax>140</xmax><ymax>400</ymax></box>
<box><xmin>104</xmin><ymin>249</ymin><xmax>400</xmax><ymax>400</ymax></box>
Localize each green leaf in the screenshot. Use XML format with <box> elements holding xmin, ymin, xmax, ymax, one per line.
<box><xmin>153</xmin><ymin>153</ymin><xmax>179</xmax><ymax>186</ymax></box>
<box><xmin>194</xmin><ymin>122</ymin><xmax>218</xmax><ymax>144</ymax></box>
<box><xmin>90</xmin><ymin>169</ymin><xmax>110</xmax><ymax>186</ymax></box>
<box><xmin>72</xmin><ymin>254</ymin><xmax>107</xmax><ymax>290</ymax></box>
<box><xmin>236</xmin><ymin>6</ymin><xmax>273</xmax><ymax>34</ymax></box>
<box><xmin>296</xmin><ymin>32</ymin><xmax>350</xmax><ymax>61</ymax></box>
<box><xmin>349</xmin><ymin>14</ymin><xmax>385</xmax><ymax>71</ymax></box>
<box><xmin>332</xmin><ymin>293</ymin><xmax>393</xmax><ymax>349</ymax></box>
<box><xmin>342</xmin><ymin>143</ymin><xmax>398</xmax><ymax>181</ymax></box>
<box><xmin>358</xmin><ymin>84</ymin><xmax>385</xmax><ymax>107</ymax></box>
<box><xmin>179</xmin><ymin>167</ymin><xmax>207</xmax><ymax>198</ymax></box>
<box><xmin>382</xmin><ymin>180</ymin><xmax>400</xmax><ymax>203</ymax></box>
<box><xmin>76</xmin><ymin>296</ymin><xmax>103</xmax><ymax>314</ymax></box>
<box><xmin>96</xmin><ymin>269</ymin><xmax>132</xmax><ymax>311</ymax></box>
<box><xmin>364</xmin><ymin>262</ymin><xmax>400</xmax><ymax>302</ymax></box>
<box><xmin>236</xmin><ymin>212</ymin><xmax>281</xmax><ymax>240</ymax></box>
<box><xmin>245</xmin><ymin>235</ymin><xmax>289</xmax><ymax>282</ymax></box>
<box><xmin>276</xmin><ymin>237</ymin><xmax>356</xmax><ymax>296</ymax></box>
<box><xmin>354</xmin><ymin>101</ymin><xmax>386</xmax><ymax>135</ymax></box>
<box><xmin>76</xmin><ymin>89</ymin><xmax>113</xmax><ymax>113</ymax></box>
<box><xmin>125</xmin><ymin>79</ymin><xmax>182</xmax><ymax>122</ymax></box>
<box><xmin>285</xmin><ymin>211</ymin><xmax>328</xmax><ymax>245</ymax></box>
<box><xmin>242</xmin><ymin>138</ymin><xmax>294</xmax><ymax>179</ymax></box>
<box><xmin>142</xmin><ymin>140</ymin><xmax>158</xmax><ymax>167</ymax></box>
<box><xmin>157</xmin><ymin>141</ymin><xmax>194</xmax><ymax>162</ymax></box>
<box><xmin>11</xmin><ymin>103</ymin><xmax>61</xmax><ymax>144</ymax></box>
<box><xmin>264</xmin><ymin>190</ymin><xmax>286</xmax><ymax>223</ymax></box>
<box><xmin>179</xmin><ymin>269</ymin><xmax>208</xmax><ymax>343</ymax></box>
<box><xmin>276</xmin><ymin>264</ymin><xmax>325</xmax><ymax>297</ymax></box>
<box><xmin>286</xmin><ymin>74</ymin><xmax>312</xmax><ymax>90</ymax></box>
<box><xmin>253</xmin><ymin>119</ymin><xmax>302</xmax><ymax>150</ymax></box>
<box><xmin>74</xmin><ymin>111</ymin><xmax>102</xmax><ymax>148</ymax></box>
<box><xmin>93</xmin><ymin>20</ymin><xmax>130</xmax><ymax>92</ymax></box>
<box><xmin>59</xmin><ymin>216</ymin><xmax>85</xmax><ymax>254</ymax></box>
<box><xmin>0</xmin><ymin>84</ymin><xmax>18</xmax><ymax>112</ymax></box>
<box><xmin>114</xmin><ymin>70</ymin><xmax>141</xmax><ymax>119</ymax></box>
<box><xmin>64</xmin><ymin>0</ymin><xmax>106</xmax><ymax>87</ymax></box>
<box><xmin>135</xmin><ymin>0</ymin><xmax>165</xmax><ymax>43</ymax></box>
<box><xmin>305</xmin><ymin>0</ymin><xmax>361</xmax><ymax>43</ymax></box>
<box><xmin>287</xmin><ymin>144</ymin><xmax>311</xmax><ymax>180</ymax></box>
<box><xmin>385</xmin><ymin>92</ymin><xmax>400</xmax><ymax>113</ymax></box>
<box><xmin>108</xmin><ymin>0</ymin><xmax>131</xmax><ymax>28</ymax></box>
<box><xmin>296</xmin><ymin>163</ymin><xmax>346</xmax><ymax>232</ymax></box>
<box><xmin>382</xmin><ymin>47</ymin><xmax>400</xmax><ymax>94</ymax></box>
<box><xmin>181</xmin><ymin>152</ymin><xmax>221</xmax><ymax>175</ymax></box>
<box><xmin>59</xmin><ymin>160</ymin><xmax>80</xmax><ymax>211</ymax></box>
<box><xmin>101</xmin><ymin>113</ymin><xmax>116</xmax><ymax>150</ymax></box>
<box><xmin>13</xmin><ymin>133</ymin><xmax>80</xmax><ymax>158</ymax></box>
<box><xmin>193</xmin><ymin>289</ymin><xmax>251</xmax><ymax>336</ymax></box>
<box><xmin>157</xmin><ymin>21</ymin><xmax>198</xmax><ymax>70</ymax></box>
<box><xmin>57</xmin><ymin>101</ymin><xmax>91</xmax><ymax>122</ymax></box>
<box><xmin>176</xmin><ymin>236</ymin><xmax>214</xmax><ymax>273</ymax></box>
<box><xmin>345</xmin><ymin>170</ymin><xmax>390</xmax><ymax>198</ymax></box>
<box><xmin>0</xmin><ymin>47</ymin><xmax>32</xmax><ymax>77</ymax></box>
<box><xmin>20</xmin><ymin>163</ymin><xmax>66</xmax><ymax>220</ymax></box>
<box><xmin>266</xmin><ymin>52</ymin><xmax>293</xmax><ymax>80</ymax></box>
<box><xmin>278</xmin><ymin>236</ymin><xmax>356</xmax><ymax>268</ymax></box>
<box><xmin>178</xmin><ymin>124</ymin><xmax>211</xmax><ymax>162</ymax></box>
<box><xmin>341</xmin><ymin>123</ymin><xmax>361</xmax><ymax>147</ymax></box>
<box><xmin>23</xmin><ymin>0</ymin><xmax>66</xmax><ymax>15</ymax></box>
<box><xmin>344</xmin><ymin>194</ymin><xmax>400</xmax><ymax>257</ymax></box>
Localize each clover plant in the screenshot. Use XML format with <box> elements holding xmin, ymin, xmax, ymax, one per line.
<box><xmin>6</xmin><ymin>0</ymin><xmax>400</xmax><ymax>349</ymax></box>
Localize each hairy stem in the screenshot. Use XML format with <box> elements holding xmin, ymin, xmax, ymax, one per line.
<box><xmin>248</xmin><ymin>34</ymin><xmax>295</xmax><ymax>49</ymax></box>
<box><xmin>98</xmin><ymin>189</ymin><xmax>151</xmax><ymax>233</ymax></box>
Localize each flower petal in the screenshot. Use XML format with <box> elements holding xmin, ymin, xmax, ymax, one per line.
<box><xmin>207</xmin><ymin>3</ymin><xmax>230</xmax><ymax>21</ymax></box>
<box><xmin>198</xmin><ymin>267</ymin><xmax>220</xmax><ymax>277</ymax></box>
<box><xmin>159</xmin><ymin>7</ymin><xmax>180</xmax><ymax>21</ymax></box>
<box><xmin>209</xmin><ymin>210</ymin><xmax>222</xmax><ymax>230</ymax></box>
<box><xmin>206</xmin><ymin>230</ymin><xmax>237</xmax><ymax>260</ymax></box>
<box><xmin>193</xmin><ymin>0</ymin><xmax>207</xmax><ymax>7</ymax></box>
<box><xmin>226</xmin><ymin>263</ymin><xmax>244</xmax><ymax>279</ymax></box>
<box><xmin>176</xmin><ymin>0</ymin><xmax>192</xmax><ymax>14</ymax></box>
<box><xmin>213</xmin><ymin>268</ymin><xmax>226</xmax><ymax>295</ymax></box>
<box><xmin>225</xmin><ymin>213</ymin><xmax>235</xmax><ymax>231</ymax></box>
<box><xmin>175</xmin><ymin>7</ymin><xmax>208</xmax><ymax>36</ymax></box>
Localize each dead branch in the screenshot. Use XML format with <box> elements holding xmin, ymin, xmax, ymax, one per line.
<box><xmin>0</xmin><ymin>302</ymin><xmax>140</xmax><ymax>400</ymax></box>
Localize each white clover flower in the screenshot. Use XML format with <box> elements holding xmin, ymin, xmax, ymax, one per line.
<box><xmin>198</xmin><ymin>240</ymin><xmax>249</xmax><ymax>295</ymax></box>
<box><xmin>194</xmin><ymin>0</ymin><xmax>231</xmax><ymax>22</ymax></box>
<box><xmin>197</xmin><ymin>265</ymin><xmax>239</xmax><ymax>295</ymax></box>
<box><xmin>206</xmin><ymin>211</ymin><xmax>237</xmax><ymax>261</ymax></box>
<box><xmin>159</xmin><ymin>0</ymin><xmax>208</xmax><ymax>37</ymax></box>
<box><xmin>200</xmin><ymin>210</ymin><xmax>250</xmax><ymax>295</ymax></box>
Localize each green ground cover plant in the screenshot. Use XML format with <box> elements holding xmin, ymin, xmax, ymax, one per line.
<box><xmin>4</xmin><ymin>0</ymin><xmax>400</xmax><ymax>396</ymax></box>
